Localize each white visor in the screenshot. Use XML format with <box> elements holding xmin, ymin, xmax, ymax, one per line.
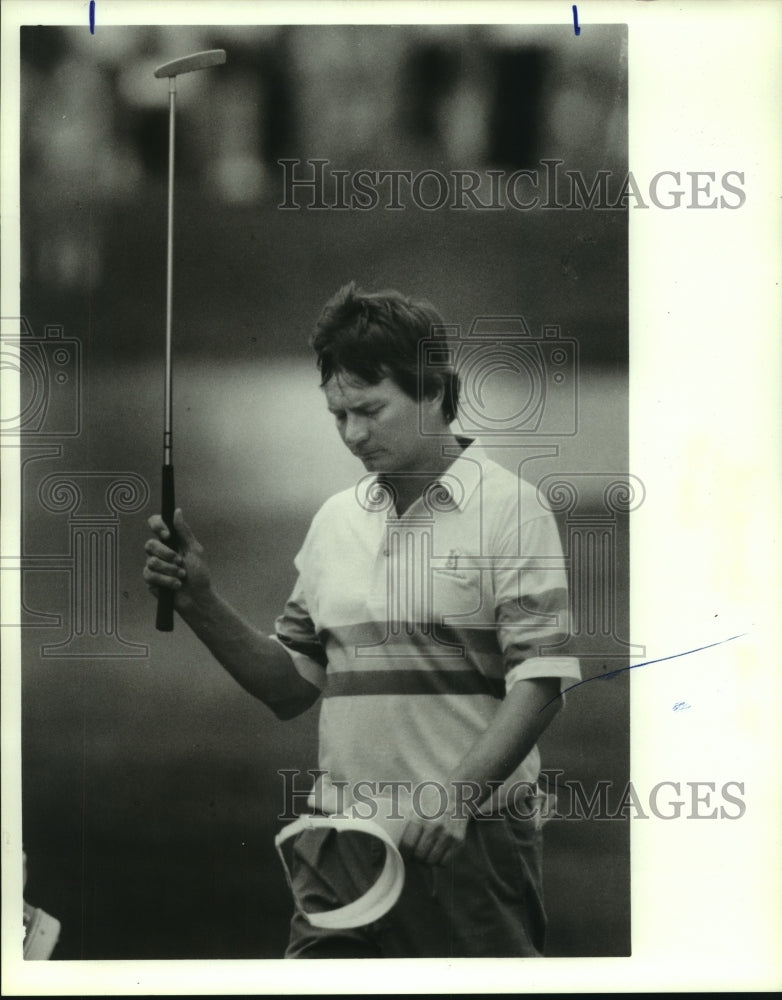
<box><xmin>274</xmin><ymin>813</ymin><xmax>405</xmax><ymax>929</ymax></box>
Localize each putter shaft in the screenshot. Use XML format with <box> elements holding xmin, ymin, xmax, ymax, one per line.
<box><xmin>164</xmin><ymin>78</ymin><xmax>175</xmax><ymax>466</ymax></box>
<box><xmin>154</xmin><ymin>47</ymin><xmax>227</xmax><ymax>631</ymax></box>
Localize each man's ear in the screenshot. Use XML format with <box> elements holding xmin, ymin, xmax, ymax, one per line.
<box><xmin>420</xmin><ymin>379</ymin><xmax>450</xmax><ymax>432</ymax></box>
<box><xmin>422</xmin><ymin>377</ymin><xmax>445</xmax><ymax>408</ymax></box>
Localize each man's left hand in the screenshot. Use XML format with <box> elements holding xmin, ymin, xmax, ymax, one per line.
<box><xmin>397</xmin><ymin>784</ymin><xmax>470</xmax><ymax>867</ymax></box>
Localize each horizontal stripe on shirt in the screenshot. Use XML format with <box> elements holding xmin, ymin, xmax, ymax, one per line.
<box><xmin>495</xmin><ymin>587</ymin><xmax>570</xmax><ymax>622</ymax></box>
<box><xmin>323</xmin><ymin>669</ymin><xmax>505</xmax><ymax>699</ymax></box>
<box><xmin>274</xmin><ymin>632</ymin><xmax>329</xmax><ymax>669</ymax></box>
<box><xmin>503</xmin><ymin>634</ymin><xmax>568</xmax><ymax>668</ymax></box>
<box><xmin>319</xmin><ymin>619</ymin><xmax>502</xmax><ymax>660</ymax></box>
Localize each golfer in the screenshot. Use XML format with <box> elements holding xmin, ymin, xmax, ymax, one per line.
<box><xmin>143</xmin><ymin>283</ymin><xmax>580</xmax><ymax>958</ymax></box>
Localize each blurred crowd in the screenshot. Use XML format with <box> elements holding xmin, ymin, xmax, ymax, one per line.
<box><xmin>21</xmin><ymin>23</ymin><xmax>626</xmax><ymax>291</ymax></box>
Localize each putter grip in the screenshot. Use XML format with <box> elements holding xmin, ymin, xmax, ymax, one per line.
<box><xmin>156</xmin><ymin>464</ymin><xmax>179</xmax><ymax>632</ymax></box>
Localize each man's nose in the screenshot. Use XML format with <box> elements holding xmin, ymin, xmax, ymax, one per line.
<box><xmin>343</xmin><ymin>414</ymin><xmax>369</xmax><ymax>447</ymax></box>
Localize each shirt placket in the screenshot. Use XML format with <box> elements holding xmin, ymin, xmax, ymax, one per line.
<box><xmin>381</xmin><ymin>498</ymin><xmax>435</xmax><ymax>636</ymax></box>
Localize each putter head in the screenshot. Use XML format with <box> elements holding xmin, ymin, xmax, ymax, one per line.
<box><xmin>154</xmin><ymin>49</ymin><xmax>227</xmax><ymax>79</ymax></box>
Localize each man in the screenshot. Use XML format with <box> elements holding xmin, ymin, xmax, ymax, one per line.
<box><xmin>144</xmin><ymin>283</ymin><xmax>580</xmax><ymax>958</ymax></box>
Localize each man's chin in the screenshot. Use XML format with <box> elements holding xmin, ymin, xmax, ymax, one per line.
<box><xmin>358</xmin><ymin>452</ymin><xmax>384</xmax><ymax>471</ymax></box>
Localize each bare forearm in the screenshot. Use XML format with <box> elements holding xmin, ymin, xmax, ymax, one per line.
<box><xmin>398</xmin><ymin>676</ymin><xmax>562</xmax><ymax>865</ymax></box>
<box><xmin>177</xmin><ymin>587</ymin><xmax>319</xmax><ymax>718</ymax></box>
<box><xmin>144</xmin><ymin>509</ymin><xmax>320</xmax><ymax>718</ymax></box>
<box><xmin>447</xmin><ymin>677</ymin><xmax>562</xmax><ymax>806</ymax></box>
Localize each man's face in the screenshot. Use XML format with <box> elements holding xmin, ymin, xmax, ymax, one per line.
<box><xmin>323</xmin><ymin>372</ymin><xmax>443</xmax><ymax>474</ymax></box>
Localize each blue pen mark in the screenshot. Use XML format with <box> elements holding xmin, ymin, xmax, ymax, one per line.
<box><xmin>540</xmin><ymin>633</ymin><xmax>746</xmax><ymax>712</ymax></box>
<box><xmin>572</xmin><ymin>5</ymin><xmax>581</xmax><ymax>36</ymax></box>
<box><xmin>89</xmin><ymin>1</ymin><xmax>95</xmax><ymax>34</ymax></box>
<box><xmin>673</xmin><ymin>701</ymin><xmax>691</xmax><ymax>712</ymax></box>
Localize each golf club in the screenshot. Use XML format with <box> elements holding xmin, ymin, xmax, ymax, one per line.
<box><xmin>153</xmin><ymin>48</ymin><xmax>227</xmax><ymax>631</ymax></box>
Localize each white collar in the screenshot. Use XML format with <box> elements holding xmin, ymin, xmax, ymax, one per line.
<box><xmin>353</xmin><ymin>437</ymin><xmax>487</xmax><ymax>514</ymax></box>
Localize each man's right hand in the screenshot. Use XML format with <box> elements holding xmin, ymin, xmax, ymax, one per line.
<box><xmin>143</xmin><ymin>508</ymin><xmax>211</xmax><ymax>613</ymax></box>
<box><xmin>142</xmin><ymin>508</ymin><xmax>320</xmax><ymax>717</ymax></box>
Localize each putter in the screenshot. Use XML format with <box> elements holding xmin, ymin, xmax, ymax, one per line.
<box><xmin>154</xmin><ymin>49</ymin><xmax>227</xmax><ymax>631</ymax></box>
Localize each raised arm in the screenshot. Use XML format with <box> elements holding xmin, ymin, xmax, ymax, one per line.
<box><xmin>143</xmin><ymin>508</ymin><xmax>321</xmax><ymax>719</ymax></box>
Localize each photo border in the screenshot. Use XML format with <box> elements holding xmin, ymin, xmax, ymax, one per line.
<box><xmin>2</xmin><ymin>0</ymin><xmax>780</xmax><ymax>994</ymax></box>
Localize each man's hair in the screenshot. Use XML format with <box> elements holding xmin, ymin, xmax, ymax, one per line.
<box><xmin>310</xmin><ymin>282</ymin><xmax>460</xmax><ymax>424</ymax></box>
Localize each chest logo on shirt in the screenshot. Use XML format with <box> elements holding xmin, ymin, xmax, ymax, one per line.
<box><xmin>436</xmin><ymin>548</ymin><xmax>473</xmax><ymax>585</ymax></box>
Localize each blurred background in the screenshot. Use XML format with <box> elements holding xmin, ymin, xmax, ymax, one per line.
<box><xmin>16</xmin><ymin>23</ymin><xmax>629</xmax><ymax>959</ymax></box>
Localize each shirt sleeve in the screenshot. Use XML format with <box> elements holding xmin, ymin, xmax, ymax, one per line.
<box><xmin>492</xmin><ymin>506</ymin><xmax>581</xmax><ymax>696</ymax></box>
<box><xmin>272</xmin><ymin>573</ymin><xmax>328</xmax><ymax>692</ymax></box>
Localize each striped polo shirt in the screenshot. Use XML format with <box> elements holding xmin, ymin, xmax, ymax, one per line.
<box><xmin>273</xmin><ymin>440</ymin><xmax>580</xmax><ymax>811</ymax></box>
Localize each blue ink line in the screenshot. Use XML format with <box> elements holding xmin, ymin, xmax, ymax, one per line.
<box><xmin>89</xmin><ymin>1</ymin><xmax>95</xmax><ymax>35</ymax></box>
<box><xmin>572</xmin><ymin>5</ymin><xmax>581</xmax><ymax>36</ymax></box>
<box><xmin>541</xmin><ymin>633</ymin><xmax>747</xmax><ymax>712</ymax></box>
